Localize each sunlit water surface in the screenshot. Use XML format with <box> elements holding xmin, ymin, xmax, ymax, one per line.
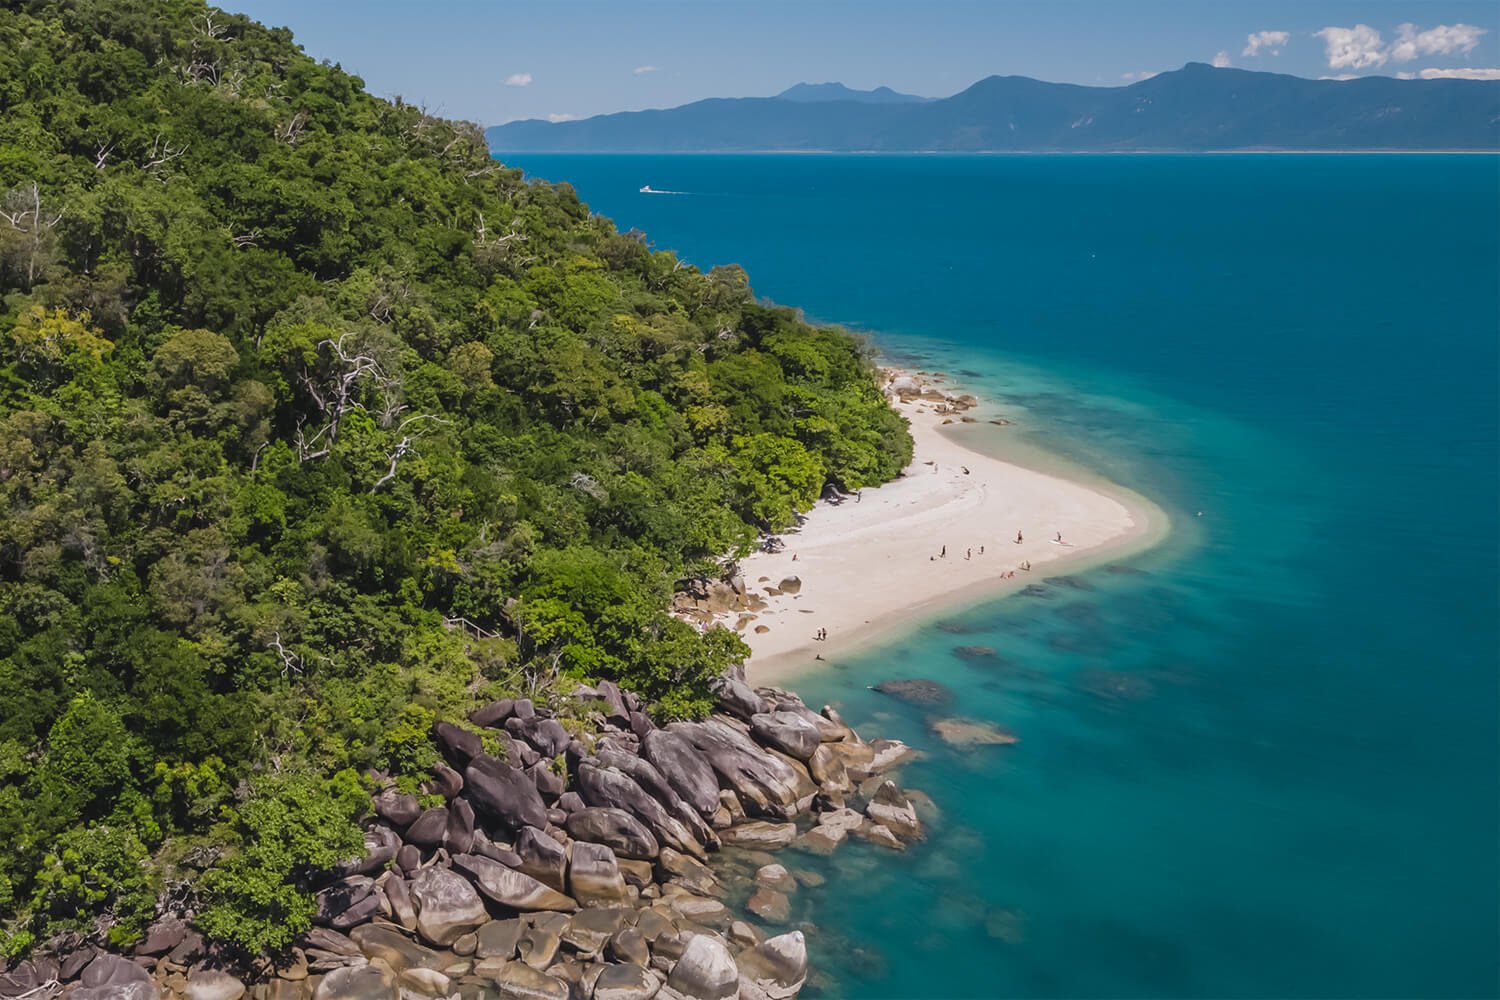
<box><xmin>504</xmin><ymin>153</ymin><xmax>1500</xmax><ymax>998</ymax></box>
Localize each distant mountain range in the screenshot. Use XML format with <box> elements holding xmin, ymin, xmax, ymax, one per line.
<box><xmin>774</xmin><ymin>82</ymin><xmax>931</xmax><ymax>104</ymax></box>
<box><xmin>488</xmin><ymin>63</ymin><xmax>1500</xmax><ymax>153</ymax></box>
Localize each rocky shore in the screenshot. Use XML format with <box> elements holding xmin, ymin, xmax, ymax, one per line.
<box><xmin>0</xmin><ymin>670</ymin><xmax>924</xmax><ymax>1000</ymax></box>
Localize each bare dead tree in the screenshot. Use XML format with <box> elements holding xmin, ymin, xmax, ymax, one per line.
<box><xmin>93</xmin><ymin>138</ymin><xmax>116</xmax><ymax>170</ymax></box>
<box><xmin>219</xmin><ymin>67</ymin><xmax>246</xmax><ymax>97</ymax></box>
<box><xmin>195</xmin><ymin>8</ymin><xmax>228</xmax><ymax>41</ymax></box>
<box><xmin>229</xmin><ymin>228</ymin><xmax>262</xmax><ymax>249</ymax></box>
<box><xmin>567</xmin><ymin>471</ymin><xmax>608</xmax><ymax>501</ymax></box>
<box><xmin>0</xmin><ymin>182</ymin><xmax>64</xmax><ymax>289</ymax></box>
<box><xmin>294</xmin><ymin>333</ymin><xmax>386</xmax><ymax>462</ymax></box>
<box><xmin>267</xmin><ymin>632</ymin><xmax>303</xmax><ymax>678</ymax></box>
<box><xmin>142</xmin><ymin>134</ymin><xmax>187</xmax><ymax>178</ymax></box>
<box><xmin>249</xmin><ymin>441</ymin><xmax>269</xmax><ymax>477</ymax></box>
<box><xmin>369</xmin><ymin>414</ymin><xmax>450</xmax><ymax>492</ymax></box>
<box><xmin>275</xmin><ymin>110</ymin><xmax>308</xmax><ymax>146</ymax></box>
<box><xmin>178</xmin><ymin>58</ymin><xmax>220</xmax><ymax>85</ymax></box>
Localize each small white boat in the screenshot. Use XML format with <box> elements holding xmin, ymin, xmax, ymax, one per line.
<box><xmin>640</xmin><ymin>185</ymin><xmax>656</xmax><ymax>193</ymax></box>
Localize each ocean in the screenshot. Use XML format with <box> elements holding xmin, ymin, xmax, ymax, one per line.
<box><xmin>503</xmin><ymin>153</ymin><xmax>1500</xmax><ymax>998</ymax></box>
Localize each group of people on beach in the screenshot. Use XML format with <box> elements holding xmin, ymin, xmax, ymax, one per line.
<box><xmin>926</xmin><ymin>527</ymin><xmax>1059</xmax><ymax>576</ymax></box>
<box><xmin>812</xmin><ymin>627</ymin><xmax>828</xmax><ymax>641</ymax></box>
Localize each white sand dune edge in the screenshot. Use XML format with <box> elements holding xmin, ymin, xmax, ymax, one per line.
<box><xmin>723</xmin><ymin>370</ymin><xmax>1169</xmax><ymax>685</ymax></box>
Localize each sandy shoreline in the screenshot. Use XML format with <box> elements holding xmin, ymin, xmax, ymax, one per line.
<box><xmin>721</xmin><ymin>369</ymin><xmax>1168</xmax><ymax>684</ymax></box>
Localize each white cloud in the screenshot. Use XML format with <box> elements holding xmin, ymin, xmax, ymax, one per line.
<box><xmin>505</xmin><ymin>73</ymin><xmax>533</xmax><ymax>87</ymax></box>
<box><xmin>1212</xmin><ymin>50</ymin><xmax>1232</xmax><ymax>68</ymax></box>
<box><xmin>633</xmin><ymin>65</ymin><xmax>658</xmax><ymax>75</ymax></box>
<box><xmin>1319</xmin><ymin>74</ymin><xmax>1361</xmax><ymax>81</ymax></box>
<box><xmin>1315</xmin><ymin>25</ymin><xmax>1387</xmax><ymax>70</ymax></box>
<box><xmin>546</xmin><ymin>113</ymin><xmax>577</xmax><ymax>122</ymax></box>
<box><xmin>1389</xmin><ymin>23</ymin><xmax>1487</xmax><ymax>63</ymax></box>
<box><xmin>1121</xmin><ymin>70</ymin><xmax>1159</xmax><ymax>81</ymax></box>
<box><xmin>1395</xmin><ymin>71</ymin><xmax>1416</xmax><ymax>79</ymax></box>
<box><xmin>1242</xmin><ymin>30</ymin><xmax>1290</xmax><ymax>57</ymax></box>
<box><xmin>1414</xmin><ymin>66</ymin><xmax>1500</xmax><ymax>80</ymax></box>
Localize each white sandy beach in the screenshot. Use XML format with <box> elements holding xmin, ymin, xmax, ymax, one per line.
<box><xmin>724</xmin><ymin>371</ymin><xmax>1166</xmax><ymax>682</ymax></box>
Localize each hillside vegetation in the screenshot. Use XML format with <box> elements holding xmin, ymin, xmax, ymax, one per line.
<box><xmin>0</xmin><ymin>0</ymin><xmax>909</xmax><ymax>955</ymax></box>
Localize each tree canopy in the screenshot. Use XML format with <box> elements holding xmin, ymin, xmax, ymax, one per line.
<box><xmin>0</xmin><ymin>0</ymin><xmax>910</xmax><ymax>955</ymax></box>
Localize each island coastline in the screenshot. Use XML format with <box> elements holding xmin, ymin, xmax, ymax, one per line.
<box><xmin>716</xmin><ymin>368</ymin><xmax>1169</xmax><ymax>684</ymax></box>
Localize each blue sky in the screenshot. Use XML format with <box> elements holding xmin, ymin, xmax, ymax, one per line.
<box><xmin>233</xmin><ymin>1</ymin><xmax>1500</xmax><ymax>125</ymax></box>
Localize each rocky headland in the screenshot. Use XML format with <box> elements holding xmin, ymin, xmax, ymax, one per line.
<box><xmin>0</xmin><ymin>670</ymin><xmax>924</xmax><ymax>1000</ymax></box>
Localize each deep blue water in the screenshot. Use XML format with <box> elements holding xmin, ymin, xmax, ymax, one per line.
<box><xmin>505</xmin><ymin>154</ymin><xmax>1500</xmax><ymax>998</ymax></box>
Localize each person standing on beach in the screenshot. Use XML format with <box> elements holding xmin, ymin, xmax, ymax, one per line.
<box><xmin>1015</xmin><ymin>530</ymin><xmax>1023</xmax><ymax>544</ymax></box>
<box><xmin>966</xmin><ymin>548</ymin><xmax>972</xmax><ymax>560</ymax></box>
<box><xmin>941</xmin><ymin>545</ymin><xmax>946</xmax><ymax>558</ymax></box>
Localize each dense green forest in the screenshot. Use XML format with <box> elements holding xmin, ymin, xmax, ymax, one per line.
<box><xmin>0</xmin><ymin>0</ymin><xmax>910</xmax><ymax>956</ymax></box>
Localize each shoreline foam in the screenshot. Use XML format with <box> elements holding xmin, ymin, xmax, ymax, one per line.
<box><xmin>723</xmin><ymin>369</ymin><xmax>1169</xmax><ymax>684</ymax></box>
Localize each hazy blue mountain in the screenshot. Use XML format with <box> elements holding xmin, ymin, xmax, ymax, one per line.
<box><xmin>487</xmin><ymin>63</ymin><xmax>1500</xmax><ymax>152</ymax></box>
<box><xmin>776</xmin><ymin>81</ymin><xmax>931</xmax><ymax>104</ymax></box>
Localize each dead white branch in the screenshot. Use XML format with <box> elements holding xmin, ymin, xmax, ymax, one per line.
<box><xmin>0</xmin><ymin>182</ymin><xmax>64</xmax><ymax>288</ymax></box>
<box><xmin>267</xmin><ymin>632</ymin><xmax>303</xmax><ymax>678</ymax></box>
<box><xmin>369</xmin><ymin>414</ymin><xmax>450</xmax><ymax>492</ymax></box>
<box><xmin>143</xmin><ymin>134</ymin><xmax>187</xmax><ymax>177</ymax></box>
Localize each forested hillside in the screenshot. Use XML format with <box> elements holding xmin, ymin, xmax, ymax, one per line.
<box><xmin>0</xmin><ymin>0</ymin><xmax>909</xmax><ymax>955</ymax></box>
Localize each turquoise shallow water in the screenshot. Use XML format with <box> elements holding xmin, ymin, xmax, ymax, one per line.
<box><xmin>504</xmin><ymin>154</ymin><xmax>1500</xmax><ymax>998</ymax></box>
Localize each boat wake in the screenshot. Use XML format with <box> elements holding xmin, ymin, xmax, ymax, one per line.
<box><xmin>639</xmin><ymin>185</ymin><xmax>687</xmax><ymax>195</ymax></box>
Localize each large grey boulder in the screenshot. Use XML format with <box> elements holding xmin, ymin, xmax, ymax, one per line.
<box><xmin>657</xmin><ymin>846</ymin><xmax>721</xmax><ymax>896</ymax></box>
<box><xmin>421</xmin><ymin>761</ymin><xmax>464</xmax><ymax>799</ymax></box>
<box><xmin>312</xmin><ymin>964</ymin><xmax>396</xmax><ymax>1000</ymax></box>
<box><xmin>528</xmin><ymin>760</ymin><xmax>566</xmax><ymax>800</ymax></box>
<box><xmin>578</xmin><ymin>763</ymin><xmax>704</xmax><ymax>859</ymax></box>
<box><xmin>641</xmin><ymin>730</ymin><xmax>720</xmax><ymax>818</ymax></box>
<box><xmin>350</xmin><ymin>922</ymin><xmax>448</xmax><ymax>973</ymax></box>
<box><xmin>505</xmin><ymin>715</ymin><xmax>571</xmax><ymax>757</ymax></box>
<box><xmin>135</xmin><ymin>916</ymin><xmax>188</xmax><ymax>957</ymax></box>
<box><xmin>315</xmin><ymin>875</ymin><xmax>375</xmax><ymax>927</ymax></box>
<box><xmin>73</xmin><ymin>986</ymin><xmax>160</xmax><ymax>1000</ymax></box>
<box><xmin>474</xmin><ymin>917</ymin><xmax>524</xmax><ymax>960</ymax></box>
<box><xmin>711</xmin><ymin>675</ymin><xmax>767</xmax><ymax>720</ymax></box>
<box><xmin>478</xmin><ymin>961</ymin><xmax>568</xmax><ymax>1000</ymax></box>
<box><xmin>766</xmin><ymin>700</ymin><xmax>849</xmax><ymax>743</ymax></box>
<box><xmin>806</xmin><ymin>744</ymin><xmax>851</xmax><ymax>794</ymax></box>
<box><xmin>335</xmin><ymin>823</ymin><xmax>401</xmax><ymax>878</ymax></box>
<box><xmin>433</xmin><ymin>720</ymin><xmax>483</xmax><ymax>766</ymax></box>
<box><xmin>569</xmin><ymin>841</ymin><xmax>628</xmax><ymax>906</ymax></box>
<box><xmin>470</xmin><ymin>697</ymin><xmax>515</xmax><ymax>728</ymax></box>
<box><xmin>81</xmin><ymin>955</ymin><xmax>153</xmax><ymax>989</ymax></box>
<box><xmin>598</xmin><ymin>745</ymin><xmax>719</xmax><ymax>849</ymax></box>
<box><xmin>663</xmin><ymin>934</ymin><xmax>738</xmax><ymax>1000</ymax></box>
<box><xmin>71</xmin><ymin>956</ymin><xmax>161</xmax><ymax>1000</ymax></box>
<box><xmin>719</xmin><ymin>821</ymin><xmax>796</xmax><ymax>848</ymax></box>
<box><xmin>738</xmin><ymin>930</ymin><xmax>808</xmax><ymax>1000</ymax></box>
<box><xmin>666</xmin><ymin>720</ymin><xmax>806</xmax><ymax>819</ymax></box>
<box><xmin>403</xmin><ymin>805</ymin><xmax>449</xmax><ymax>848</ymax></box>
<box><xmin>382</xmin><ymin>872</ymin><xmax>417</xmax><ymax>929</ymax></box>
<box><xmin>409</xmin><ymin>865</ymin><xmax>488</xmax><ymax>946</ymax></box>
<box><xmin>594</xmin><ymin>680</ymin><xmax>630</xmax><ymax>725</ymax></box>
<box><xmin>866</xmin><ymin>781</ymin><xmax>923</xmax><ymax>841</ymax></box>
<box><xmin>566</xmin><ymin>807</ymin><xmax>660</xmax><ymax>860</ymax></box>
<box><xmin>444</xmin><ymin>797</ymin><xmax>477</xmax><ymax>854</ymax></box>
<box><xmin>185</xmin><ymin>971</ymin><xmax>246</xmax><ymax>1000</ymax></box>
<box><xmin>465</xmin><ymin>753</ymin><xmax>549</xmax><ymax>830</ymax></box>
<box><xmin>594</xmin><ymin>963</ymin><xmax>661</xmax><ymax>1000</ymax></box>
<box><xmin>515</xmin><ymin>825</ymin><xmax>568</xmax><ymax>890</ymax></box>
<box><xmin>749</xmin><ymin>712</ymin><xmax>820</xmax><ymax>762</ymax></box>
<box><xmin>450</xmin><ymin>853</ymin><xmax>577</xmax><ymax>912</ymax></box>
